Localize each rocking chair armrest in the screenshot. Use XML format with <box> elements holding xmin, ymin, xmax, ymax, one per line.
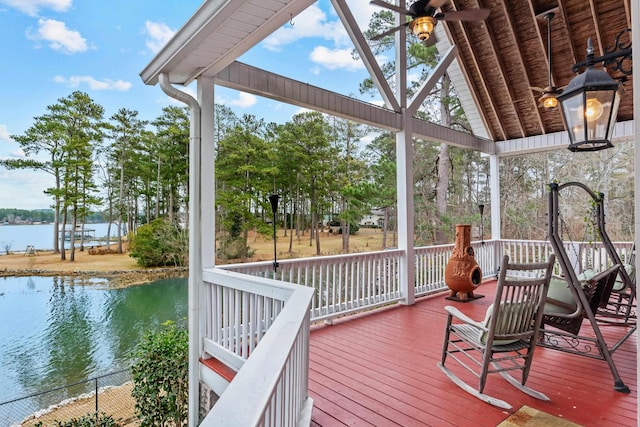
<box><xmin>444</xmin><ymin>305</ymin><xmax>486</xmax><ymax>331</ymax></box>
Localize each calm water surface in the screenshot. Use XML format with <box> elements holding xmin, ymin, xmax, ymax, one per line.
<box><xmin>0</xmin><ymin>276</ymin><xmax>187</xmax><ymax>406</ymax></box>
<box><xmin>0</xmin><ymin>223</ymin><xmax>122</xmax><ymax>252</ymax></box>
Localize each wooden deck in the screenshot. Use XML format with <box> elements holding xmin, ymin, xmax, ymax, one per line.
<box><xmin>308</xmin><ymin>281</ymin><xmax>637</xmax><ymax>427</ymax></box>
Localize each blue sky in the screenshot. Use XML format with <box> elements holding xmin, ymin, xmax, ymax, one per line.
<box><xmin>0</xmin><ymin>0</ymin><xmax>382</xmax><ymax>209</ymax></box>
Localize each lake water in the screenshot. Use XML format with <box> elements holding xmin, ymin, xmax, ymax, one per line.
<box><xmin>0</xmin><ymin>223</ymin><xmax>123</xmax><ymax>252</ymax></box>
<box><xmin>0</xmin><ymin>276</ymin><xmax>187</xmax><ymax>424</ymax></box>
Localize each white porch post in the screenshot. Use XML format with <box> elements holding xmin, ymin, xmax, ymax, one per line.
<box><xmin>489</xmin><ymin>153</ymin><xmax>501</xmax><ymax>267</ymax></box>
<box><xmin>196</xmin><ymin>77</ymin><xmax>215</xmax><ymax>424</ymax></box>
<box><xmin>396</xmin><ymin>111</ymin><xmax>415</xmax><ymax>305</ymax></box>
<box><xmin>631</xmin><ymin>0</ymin><xmax>639</xmax><ymax>412</ymax></box>
<box><xmin>198</xmin><ymin>77</ymin><xmax>215</xmax><ymax>271</ymax></box>
<box><xmin>394</xmin><ymin>0</ymin><xmax>415</xmax><ymax>305</ymax></box>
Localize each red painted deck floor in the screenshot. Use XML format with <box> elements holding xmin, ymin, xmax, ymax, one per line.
<box><xmin>308</xmin><ymin>281</ymin><xmax>637</xmax><ymax>427</ymax></box>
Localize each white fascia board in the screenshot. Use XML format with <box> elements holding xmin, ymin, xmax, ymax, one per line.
<box><xmin>495</xmin><ymin>120</ymin><xmax>634</xmax><ymax>157</ymax></box>
<box><xmin>140</xmin><ymin>0</ymin><xmax>234</xmax><ymax>85</ymax></box>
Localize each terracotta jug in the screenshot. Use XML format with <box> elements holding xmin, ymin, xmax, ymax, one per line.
<box><xmin>445</xmin><ymin>224</ymin><xmax>482</xmax><ymax>301</ymax></box>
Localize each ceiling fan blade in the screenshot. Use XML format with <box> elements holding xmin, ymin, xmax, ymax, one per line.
<box><xmin>408</xmin><ymin>0</ymin><xmax>431</xmax><ymax>16</ymax></box>
<box><xmin>435</xmin><ymin>9</ymin><xmax>490</xmax><ymax>22</ymax></box>
<box><xmin>369</xmin><ymin>0</ymin><xmax>409</xmax><ymax>15</ymax></box>
<box><xmin>528</xmin><ymin>86</ymin><xmax>545</xmax><ymax>93</ymax></box>
<box><xmin>429</xmin><ymin>0</ymin><xmax>450</xmax><ymax>8</ymax></box>
<box><xmin>370</xmin><ymin>23</ymin><xmax>409</xmax><ymax>41</ymax></box>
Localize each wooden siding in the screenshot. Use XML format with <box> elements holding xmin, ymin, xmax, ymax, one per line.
<box><xmin>309</xmin><ymin>280</ymin><xmax>637</xmax><ymax>427</ymax></box>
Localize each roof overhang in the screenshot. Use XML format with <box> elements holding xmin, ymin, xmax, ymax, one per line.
<box><xmin>140</xmin><ymin>0</ymin><xmax>315</xmax><ymax>86</ymax></box>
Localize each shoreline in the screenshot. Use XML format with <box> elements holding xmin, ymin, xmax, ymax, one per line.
<box><xmin>0</xmin><ymin>266</ymin><xmax>189</xmax><ymax>287</ymax></box>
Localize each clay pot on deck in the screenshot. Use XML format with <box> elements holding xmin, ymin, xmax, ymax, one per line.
<box><xmin>445</xmin><ymin>224</ymin><xmax>482</xmax><ymax>301</ymax></box>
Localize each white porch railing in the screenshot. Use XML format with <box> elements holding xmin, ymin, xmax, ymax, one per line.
<box><xmin>221</xmin><ymin>239</ymin><xmax>633</xmax><ymax>323</ymax></box>
<box><xmin>207</xmin><ymin>239</ymin><xmax>632</xmax><ymax>425</ymax></box>
<box><xmin>200</xmin><ymin>268</ymin><xmax>314</xmax><ymax>426</ymax></box>
<box><xmin>414</xmin><ymin>240</ymin><xmax>500</xmax><ymax>296</ymax></box>
<box><xmin>222</xmin><ymin>250</ymin><xmax>405</xmax><ymax>323</ymax></box>
<box><xmin>501</xmin><ymin>239</ymin><xmax>634</xmax><ymax>274</ymax></box>
<box><xmin>222</xmin><ymin>240</ymin><xmax>504</xmax><ymax>322</ymax></box>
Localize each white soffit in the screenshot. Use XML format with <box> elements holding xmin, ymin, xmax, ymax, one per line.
<box><xmin>434</xmin><ymin>24</ymin><xmax>491</xmax><ymax>141</ymax></box>
<box><xmin>140</xmin><ymin>0</ymin><xmax>316</xmax><ymax>86</ymax></box>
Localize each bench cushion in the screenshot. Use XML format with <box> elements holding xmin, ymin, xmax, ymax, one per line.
<box><xmin>544</xmin><ymin>276</ymin><xmax>579</xmax><ymax>315</ymax></box>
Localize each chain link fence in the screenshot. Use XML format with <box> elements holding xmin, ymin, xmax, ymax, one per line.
<box><xmin>0</xmin><ymin>369</ymin><xmax>137</xmax><ymax>426</ymax></box>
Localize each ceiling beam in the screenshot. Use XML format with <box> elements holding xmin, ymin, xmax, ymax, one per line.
<box><xmin>556</xmin><ymin>0</ymin><xmax>580</xmax><ymax>66</ymax></box>
<box><xmin>412</xmin><ymin>117</ymin><xmax>495</xmax><ymax>153</ymax></box>
<box><xmin>448</xmin><ymin>0</ymin><xmax>508</xmax><ymax>140</ymax></box>
<box><xmin>407</xmin><ymin>45</ymin><xmax>457</xmax><ymax>114</ymax></box>
<box><xmin>506</xmin><ymin>1</ymin><xmax>545</xmax><ymax>133</ymax></box>
<box><xmin>624</xmin><ymin>0</ymin><xmax>631</xmax><ymax>30</ymax></box>
<box><xmin>588</xmin><ymin>0</ymin><xmax>605</xmax><ymax>55</ymax></box>
<box><xmin>435</xmin><ymin>25</ymin><xmax>493</xmax><ymax>140</ymax></box>
<box><xmin>330</xmin><ymin>0</ymin><xmax>401</xmax><ymax>112</ymax></box>
<box><xmin>466</xmin><ymin>0</ymin><xmax>527</xmax><ymax>138</ymax></box>
<box><xmin>215</xmin><ymin>62</ymin><xmax>400</xmax><ymax>130</ymax></box>
<box><xmin>215</xmin><ymin>61</ymin><xmax>493</xmax><ymax>151</ymax></box>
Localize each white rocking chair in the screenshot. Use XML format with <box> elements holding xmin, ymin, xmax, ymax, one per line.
<box><xmin>438</xmin><ymin>254</ymin><xmax>556</xmax><ymax>409</ymax></box>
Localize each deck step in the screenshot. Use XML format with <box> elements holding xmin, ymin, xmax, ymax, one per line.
<box><xmin>199</xmin><ymin>357</ymin><xmax>237</xmax><ymax>395</ymax></box>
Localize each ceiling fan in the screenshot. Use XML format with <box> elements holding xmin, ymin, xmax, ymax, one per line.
<box><xmin>529</xmin><ymin>12</ymin><xmax>563</xmax><ymax>108</ymax></box>
<box><xmin>369</xmin><ymin>0</ymin><xmax>490</xmax><ymax>45</ymax></box>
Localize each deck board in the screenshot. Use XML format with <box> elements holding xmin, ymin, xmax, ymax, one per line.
<box><xmin>309</xmin><ymin>281</ymin><xmax>637</xmax><ymax>427</ymax></box>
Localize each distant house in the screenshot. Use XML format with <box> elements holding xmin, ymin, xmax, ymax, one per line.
<box><xmin>359</xmin><ymin>209</ymin><xmax>384</xmax><ymax>228</ymax></box>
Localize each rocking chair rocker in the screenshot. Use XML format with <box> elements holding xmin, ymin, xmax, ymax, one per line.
<box><xmin>438</xmin><ymin>254</ymin><xmax>556</xmax><ymax>409</ymax></box>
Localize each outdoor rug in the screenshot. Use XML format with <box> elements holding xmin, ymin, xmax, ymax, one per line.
<box><xmin>497</xmin><ymin>405</ymin><xmax>584</xmax><ymax>427</ymax></box>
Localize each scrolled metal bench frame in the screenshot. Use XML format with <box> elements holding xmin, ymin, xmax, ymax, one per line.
<box><xmin>541</xmin><ymin>182</ymin><xmax>636</xmax><ymax>393</ymax></box>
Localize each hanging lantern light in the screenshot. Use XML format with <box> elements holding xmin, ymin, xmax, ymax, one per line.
<box><xmin>557</xmin><ymin>39</ymin><xmax>621</xmax><ymax>152</ymax></box>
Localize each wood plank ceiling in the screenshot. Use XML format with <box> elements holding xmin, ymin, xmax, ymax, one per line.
<box><xmin>440</xmin><ymin>0</ymin><xmax>633</xmax><ymax>142</ymax></box>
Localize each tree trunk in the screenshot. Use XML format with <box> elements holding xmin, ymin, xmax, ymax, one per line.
<box><xmin>117</xmin><ymin>163</ymin><xmax>125</xmax><ymax>254</ymax></box>
<box><xmin>53</xmin><ymin>176</ymin><xmax>61</xmax><ymax>254</ymax></box>
<box><xmin>435</xmin><ymin>74</ymin><xmax>453</xmax><ymax>244</ymax></box>
<box><xmin>60</xmin><ymin>209</ymin><xmax>67</xmax><ymax>261</ymax></box>
<box><xmin>382</xmin><ymin>206</ymin><xmax>389</xmax><ymax>248</ymax></box>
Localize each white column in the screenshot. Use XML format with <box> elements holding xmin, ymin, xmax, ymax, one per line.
<box><xmin>488</xmin><ymin>153</ymin><xmax>501</xmax><ymax>241</ymax></box>
<box><xmin>489</xmin><ymin>153</ymin><xmax>501</xmax><ymax>268</ymax></box>
<box><xmin>396</xmin><ymin>111</ymin><xmax>415</xmax><ymax>305</ymax></box>
<box><xmin>196</xmin><ymin>77</ymin><xmax>215</xmax><ymax>423</ymax></box>
<box><xmin>631</xmin><ymin>1</ymin><xmax>639</xmax><ymax>416</ymax></box>
<box><xmin>394</xmin><ymin>0</ymin><xmax>414</xmax><ymax>305</ymax></box>
<box><xmin>198</xmin><ymin>77</ymin><xmax>215</xmax><ymax>270</ymax></box>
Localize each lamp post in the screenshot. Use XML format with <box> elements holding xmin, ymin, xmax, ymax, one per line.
<box><xmin>268</xmin><ymin>194</ymin><xmax>279</xmax><ymax>274</ymax></box>
<box><xmin>478</xmin><ymin>204</ymin><xmax>485</xmax><ymax>245</ymax></box>
<box><xmin>557</xmin><ymin>32</ymin><xmax>632</xmax><ymax>152</ymax></box>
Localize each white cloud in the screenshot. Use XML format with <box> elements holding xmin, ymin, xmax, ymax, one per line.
<box><xmin>27</xmin><ymin>18</ymin><xmax>88</xmax><ymax>54</ymax></box>
<box><xmin>0</xmin><ymin>0</ymin><xmax>71</xmax><ymax>16</ymax></box>
<box><xmin>263</xmin><ymin>4</ymin><xmax>347</xmax><ymax>51</ymax></box>
<box><xmin>0</xmin><ymin>124</ymin><xmax>12</xmax><ymax>141</ymax></box>
<box><xmin>309</xmin><ymin>46</ymin><xmax>363</xmax><ymax>71</ymax></box>
<box><xmin>229</xmin><ymin>92</ymin><xmax>257</xmax><ymax>108</ymax></box>
<box><xmin>54</xmin><ymin>75</ymin><xmax>132</xmax><ymax>91</ymax></box>
<box><xmin>293</xmin><ymin>107</ymin><xmax>312</xmax><ymax>116</ymax></box>
<box><xmin>144</xmin><ymin>21</ymin><xmax>175</xmax><ymax>54</ymax></box>
<box><xmin>8</xmin><ymin>148</ymin><xmax>25</xmax><ymax>158</ymax></box>
<box><xmin>262</xmin><ymin>0</ymin><xmax>378</xmax><ymax>51</ymax></box>
<box><xmin>0</xmin><ymin>168</ymin><xmax>51</xmax><ymax>209</ymax></box>
<box><xmin>347</xmin><ymin>0</ymin><xmax>380</xmax><ymax>29</ymax></box>
<box><xmin>215</xmin><ymin>92</ymin><xmax>259</xmax><ymax>109</ymax></box>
